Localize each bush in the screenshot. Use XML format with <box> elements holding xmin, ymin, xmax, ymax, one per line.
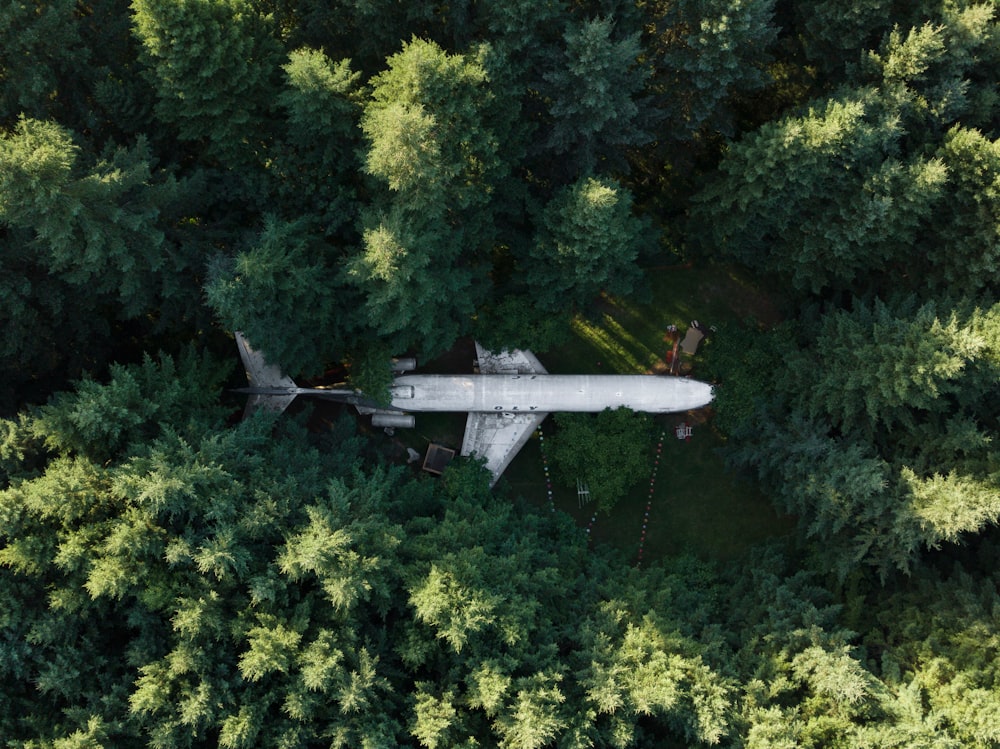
<box><xmin>547</xmin><ymin>407</ymin><xmax>654</xmax><ymax>513</ymax></box>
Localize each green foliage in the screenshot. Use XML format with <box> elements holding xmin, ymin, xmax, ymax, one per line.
<box><xmin>693</xmin><ymin>3</ymin><xmax>1000</xmax><ymax>296</ymax></box>
<box><xmin>131</xmin><ymin>0</ymin><xmax>282</xmax><ymax>168</ymax></box>
<box><xmin>0</xmin><ymin>116</ymin><xmax>204</xmax><ymax>407</ymax></box>
<box><xmin>0</xmin><ymin>117</ymin><xmax>189</xmax><ymax>315</ymax></box>
<box><xmin>796</xmin><ymin>298</ymin><xmax>990</xmax><ymax>433</ymax></box>
<box><xmin>346</xmin><ymin>342</ymin><xmax>394</xmax><ymax>408</ymax></box>
<box><xmin>928</xmin><ymin>125</ymin><xmax>1000</xmax><ymax>292</ymax></box>
<box><xmin>699</xmin><ymin>320</ymin><xmax>793</xmax><ymax>437</ymax></box>
<box><xmin>348</xmin><ymin>37</ymin><xmax>506</xmax><ymax>356</ymax></box>
<box><xmin>724</xmin><ymin>298</ymin><xmax>1000</xmax><ymax>578</ymax></box>
<box><xmin>644</xmin><ymin>0</ymin><xmax>778</xmax><ymax>139</ymax></box>
<box><xmin>206</xmin><ymin>216</ymin><xmax>349</xmax><ymax>376</ymax></box>
<box><xmin>473</xmin><ymin>295</ymin><xmax>573</xmax><ymax>354</ymax></box>
<box><xmin>33</xmin><ymin>347</ymin><xmax>230</xmax><ymax>461</ymax></box>
<box><xmin>528</xmin><ymin>176</ymin><xmax>647</xmax><ymax>313</ymax></box>
<box><xmin>865</xmin><ymin>562</ymin><xmax>1000</xmax><ymax>747</ymax></box>
<box><xmin>792</xmin><ymin>0</ymin><xmax>897</xmax><ymax>78</ymax></box>
<box><xmin>345</xmin><ymin>204</ymin><xmax>481</xmax><ymax>357</ymax></box>
<box><xmin>540</xmin><ymin>16</ymin><xmax>650</xmax><ymax>171</ymax></box>
<box><xmin>692</xmin><ymin>91</ymin><xmax>942</xmax><ymax>292</ymax></box>
<box><xmin>5</xmin><ymin>1</ymin><xmax>1000</xmax><ymax>746</ymax></box>
<box><xmin>0</xmin><ymin>0</ymin><xmax>85</xmax><ymax>123</ymax></box>
<box><xmin>361</xmin><ymin>37</ymin><xmax>503</xmax><ymax>212</ymax></box>
<box><xmin>547</xmin><ymin>407</ymin><xmax>655</xmax><ymax>513</ymax></box>
<box><xmin>270</xmin><ymin>48</ymin><xmax>362</xmax><ymax>237</ymax></box>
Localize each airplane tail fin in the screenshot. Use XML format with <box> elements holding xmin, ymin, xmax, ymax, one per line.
<box><xmin>234</xmin><ymin>331</ymin><xmax>299</xmax><ymax>417</ymax></box>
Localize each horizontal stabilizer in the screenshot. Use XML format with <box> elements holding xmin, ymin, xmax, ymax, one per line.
<box><xmin>234</xmin><ymin>332</ymin><xmax>298</xmax><ymax>416</ymax></box>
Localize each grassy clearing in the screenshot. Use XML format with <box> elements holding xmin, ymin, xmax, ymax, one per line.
<box><xmin>503</xmin><ymin>417</ymin><xmax>794</xmax><ymax>564</ymax></box>
<box><xmin>546</xmin><ymin>264</ymin><xmax>781</xmax><ymax>376</ymax></box>
<box><xmin>381</xmin><ymin>264</ymin><xmax>794</xmax><ymax>563</ymax></box>
<box><xmin>506</xmin><ymin>264</ymin><xmax>794</xmax><ymax>563</ymax></box>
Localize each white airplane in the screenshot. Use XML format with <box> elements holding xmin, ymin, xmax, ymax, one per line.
<box><xmin>235</xmin><ymin>332</ymin><xmax>714</xmax><ymax>486</ymax></box>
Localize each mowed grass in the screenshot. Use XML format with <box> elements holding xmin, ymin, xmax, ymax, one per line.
<box><xmin>388</xmin><ymin>264</ymin><xmax>794</xmax><ymax>563</ymax></box>
<box><xmin>503</xmin><ymin>418</ymin><xmax>794</xmax><ymax>564</ymax></box>
<box><xmin>544</xmin><ymin>264</ymin><xmax>781</xmax><ymax>376</ymax></box>
<box><xmin>504</xmin><ymin>264</ymin><xmax>794</xmax><ymax>563</ymax></box>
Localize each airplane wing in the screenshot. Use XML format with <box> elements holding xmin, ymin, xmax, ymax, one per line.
<box><xmin>474</xmin><ymin>342</ymin><xmax>548</xmax><ymax>375</ymax></box>
<box><xmin>235</xmin><ymin>331</ymin><xmax>298</xmax><ymax>416</ymax></box>
<box><xmin>461</xmin><ymin>411</ymin><xmax>547</xmax><ymax>487</ymax></box>
<box><xmin>463</xmin><ymin>343</ymin><xmax>549</xmax><ymax>485</ymax></box>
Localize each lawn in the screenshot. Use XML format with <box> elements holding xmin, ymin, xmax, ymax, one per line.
<box><xmin>502</xmin><ymin>417</ymin><xmax>794</xmax><ymax>564</ymax></box>
<box><xmin>385</xmin><ymin>264</ymin><xmax>795</xmax><ymax>563</ymax></box>
<box><xmin>544</xmin><ymin>264</ymin><xmax>781</xmax><ymax>376</ymax></box>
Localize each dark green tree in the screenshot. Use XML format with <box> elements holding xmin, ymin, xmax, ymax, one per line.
<box><xmin>0</xmin><ymin>0</ymin><xmax>86</xmax><ymax>123</ymax></box>
<box><xmin>538</xmin><ymin>16</ymin><xmax>651</xmax><ymax>173</ymax></box>
<box><xmin>0</xmin><ymin>117</ymin><xmax>201</xmax><ymax>408</ymax></box>
<box><xmin>0</xmin><ymin>118</ymin><xmax>187</xmax><ymax>317</ymax></box>
<box><xmin>924</xmin><ymin>125</ymin><xmax>1000</xmax><ymax>293</ymax></box>
<box><xmin>205</xmin><ymin>216</ymin><xmax>351</xmax><ymax>377</ymax></box>
<box><xmin>547</xmin><ymin>407</ymin><xmax>655</xmax><ymax>513</ymax></box>
<box><xmin>346</xmin><ymin>341</ymin><xmax>394</xmax><ymax>408</ymax></box>
<box><xmin>526</xmin><ymin>175</ymin><xmax>647</xmax><ymax>313</ymax></box>
<box><xmin>692</xmin><ymin>90</ymin><xmax>945</xmax><ymax>293</ymax></box>
<box><xmin>131</xmin><ymin>0</ymin><xmax>283</xmax><ymax>170</ymax></box>
<box><xmin>644</xmin><ymin>0</ymin><xmax>778</xmax><ymax>140</ymax></box>
<box><xmin>722</xmin><ymin>299</ymin><xmax>1000</xmax><ymax>578</ymax></box>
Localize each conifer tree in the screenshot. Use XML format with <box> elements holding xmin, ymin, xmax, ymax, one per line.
<box><xmin>270</xmin><ymin>48</ymin><xmax>362</xmax><ymax>238</ymax></box>
<box><xmin>349</xmin><ymin>38</ymin><xmax>503</xmax><ymax>356</ymax></box>
<box><xmin>0</xmin><ymin>117</ymin><xmax>201</xmax><ymax>406</ymax></box>
<box><xmin>644</xmin><ymin>0</ymin><xmax>778</xmax><ymax>140</ymax></box>
<box><xmin>526</xmin><ymin>175</ymin><xmax>647</xmax><ymax>313</ymax></box>
<box><xmin>205</xmin><ymin>216</ymin><xmax>351</xmax><ymax>377</ymax></box>
<box><xmin>539</xmin><ymin>16</ymin><xmax>651</xmax><ymax>173</ymax></box>
<box><xmin>692</xmin><ymin>3</ymin><xmax>1000</xmax><ymax>295</ymax></box>
<box><xmin>131</xmin><ymin>0</ymin><xmax>282</xmax><ymax>170</ymax></box>
<box><xmin>0</xmin><ymin>0</ymin><xmax>86</xmax><ymax>123</ymax></box>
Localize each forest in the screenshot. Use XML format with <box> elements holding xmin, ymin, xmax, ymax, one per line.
<box><xmin>1</xmin><ymin>0</ymin><xmax>999</xmax><ymax>746</ymax></box>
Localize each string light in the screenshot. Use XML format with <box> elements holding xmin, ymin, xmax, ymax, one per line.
<box><xmin>636</xmin><ymin>428</ymin><xmax>666</xmax><ymax>567</ymax></box>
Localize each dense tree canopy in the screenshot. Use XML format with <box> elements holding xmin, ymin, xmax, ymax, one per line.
<box><xmin>2</xmin><ymin>0</ymin><xmax>1000</xmax><ymax>745</ymax></box>
<box><xmin>692</xmin><ymin>2</ymin><xmax>1000</xmax><ymax>296</ymax></box>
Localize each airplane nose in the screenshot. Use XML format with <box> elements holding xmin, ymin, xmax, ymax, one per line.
<box><xmin>693</xmin><ymin>380</ymin><xmax>714</xmax><ymax>408</ymax></box>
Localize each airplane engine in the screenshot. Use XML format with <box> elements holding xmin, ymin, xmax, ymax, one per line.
<box><xmin>391</xmin><ymin>357</ymin><xmax>417</xmax><ymax>373</ymax></box>
<box><xmin>371</xmin><ymin>413</ymin><xmax>415</xmax><ymax>428</ymax></box>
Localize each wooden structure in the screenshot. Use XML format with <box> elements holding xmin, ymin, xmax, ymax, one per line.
<box><xmin>422</xmin><ymin>443</ymin><xmax>456</xmax><ymax>475</ymax></box>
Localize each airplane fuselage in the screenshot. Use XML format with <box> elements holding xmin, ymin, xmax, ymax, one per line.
<box><xmin>389</xmin><ymin>374</ymin><xmax>713</xmax><ymax>414</ymax></box>
<box><xmin>235</xmin><ymin>331</ymin><xmax>715</xmax><ymax>485</ymax></box>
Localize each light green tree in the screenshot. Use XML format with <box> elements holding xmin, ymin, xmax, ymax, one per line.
<box><xmin>350</xmin><ymin>38</ymin><xmax>503</xmax><ymax>356</ymax></box>
<box><xmin>527</xmin><ymin>176</ymin><xmax>647</xmax><ymax>313</ymax></box>
<box><xmin>693</xmin><ymin>4</ymin><xmax>1000</xmax><ymax>295</ymax></box>
<box><xmin>269</xmin><ymin>48</ymin><xmax>362</xmax><ymax>238</ymax></box>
